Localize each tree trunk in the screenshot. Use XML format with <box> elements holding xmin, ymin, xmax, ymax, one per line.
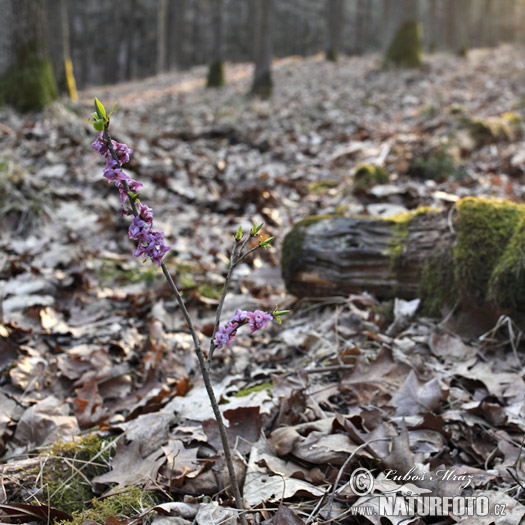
<box><xmin>281</xmin><ymin>212</ymin><xmax>453</xmax><ymax>299</ymax></box>
<box><xmin>0</xmin><ymin>0</ymin><xmax>57</xmax><ymax>112</ymax></box>
<box><xmin>326</xmin><ymin>0</ymin><xmax>344</xmax><ymax>61</ymax></box>
<box><xmin>60</xmin><ymin>0</ymin><xmax>77</xmax><ymax>100</ymax></box>
<box><xmin>157</xmin><ymin>0</ymin><xmax>168</xmax><ymax>74</ymax></box>
<box><xmin>207</xmin><ymin>0</ymin><xmax>225</xmax><ymax>87</ymax></box>
<box><xmin>251</xmin><ymin>0</ymin><xmax>273</xmax><ymax>99</ymax></box>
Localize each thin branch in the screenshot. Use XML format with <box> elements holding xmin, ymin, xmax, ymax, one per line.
<box><xmin>207</xmin><ymin>239</ymin><xmax>241</xmax><ymax>364</ymax></box>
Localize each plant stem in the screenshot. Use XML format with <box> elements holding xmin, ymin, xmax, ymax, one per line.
<box><xmin>207</xmin><ymin>234</ymin><xmax>260</xmax><ymax>364</ymax></box>
<box><xmin>102</xmin><ymin>127</ymin><xmax>248</xmax><ymax>525</ymax></box>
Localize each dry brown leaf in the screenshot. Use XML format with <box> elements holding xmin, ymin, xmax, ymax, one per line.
<box><xmin>14</xmin><ymin>396</ymin><xmax>79</xmax><ymax>447</ymax></box>
<box><xmin>92</xmin><ymin>440</ymin><xmax>165</xmax><ymax>491</ymax></box>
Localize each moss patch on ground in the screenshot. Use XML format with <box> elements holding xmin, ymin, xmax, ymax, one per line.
<box><xmin>308</xmin><ymin>179</ymin><xmax>339</xmax><ymax>194</ymax></box>
<box><xmin>384</xmin><ymin>20</ymin><xmax>423</xmax><ymax>68</ymax></box>
<box><xmin>59</xmin><ymin>486</ymin><xmax>158</xmax><ymax>525</ymax></box>
<box><xmin>352</xmin><ymin>164</ymin><xmax>390</xmax><ymax>192</ymax></box>
<box><xmin>40</xmin><ymin>435</ymin><xmax>116</xmax><ymax>514</ymax></box>
<box><xmin>452</xmin><ymin>108</ymin><xmax>523</xmax><ymax>147</ymax></box>
<box><xmin>408</xmin><ymin>147</ymin><xmax>466</xmax><ymax>181</ymax></box>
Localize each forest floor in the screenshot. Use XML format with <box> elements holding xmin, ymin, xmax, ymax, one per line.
<box><xmin>2</xmin><ymin>46</ymin><xmax>525</xmax><ymax>524</ymax></box>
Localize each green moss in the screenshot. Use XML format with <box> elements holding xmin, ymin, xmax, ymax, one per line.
<box><xmin>281</xmin><ymin>214</ymin><xmax>338</xmax><ymax>290</ymax></box>
<box><xmin>307</xmin><ymin>179</ymin><xmax>339</xmax><ymax>194</ymax></box>
<box><xmin>326</xmin><ymin>48</ymin><xmax>338</xmax><ymax>62</ymax></box>
<box><xmin>251</xmin><ymin>71</ymin><xmax>273</xmax><ymax>99</ymax></box>
<box><xmin>385</xmin><ymin>207</ymin><xmax>440</xmax><ymax>273</ymax></box>
<box><xmin>0</xmin><ymin>41</ymin><xmax>57</xmax><ymax>112</ymax></box>
<box><xmin>234</xmin><ymin>381</ymin><xmax>273</xmax><ymax>397</ymax></box>
<box><xmin>206</xmin><ymin>61</ymin><xmax>225</xmax><ymax>88</ymax></box>
<box><xmin>197</xmin><ymin>283</ymin><xmax>222</xmax><ymax>300</ymax></box>
<box><xmin>418</xmin><ymin>249</ymin><xmax>457</xmax><ymax>316</ymax></box>
<box><xmin>459</xmin><ymin>111</ymin><xmax>522</xmax><ymax>147</ymax></box>
<box><xmin>487</xmin><ymin>216</ymin><xmax>525</xmax><ymax>308</ymax></box>
<box><xmin>384</xmin><ymin>20</ymin><xmax>423</xmax><ymax>68</ymax></box>
<box><xmin>455</xmin><ymin>197</ymin><xmax>525</xmax><ymax>305</ymax></box>
<box><xmin>353</xmin><ymin>164</ymin><xmax>390</xmax><ymax>192</ymax></box>
<box><xmin>408</xmin><ymin>147</ymin><xmax>466</xmax><ymax>181</ymax></box>
<box><xmin>457</xmin><ymin>43</ymin><xmax>469</xmax><ymax>58</ymax></box>
<box><xmin>98</xmin><ymin>258</ymin><xmax>160</xmax><ymax>287</ymax></box>
<box><xmin>59</xmin><ymin>486</ymin><xmax>158</xmax><ymax>525</ymax></box>
<box><xmin>41</xmin><ymin>435</ymin><xmax>116</xmax><ymax>514</ymax></box>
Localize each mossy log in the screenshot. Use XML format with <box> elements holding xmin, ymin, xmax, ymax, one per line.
<box><xmin>281</xmin><ymin>198</ymin><xmax>525</xmax><ymax>315</ymax></box>
<box><xmin>282</xmin><ymin>210</ymin><xmax>452</xmax><ymax>301</ymax></box>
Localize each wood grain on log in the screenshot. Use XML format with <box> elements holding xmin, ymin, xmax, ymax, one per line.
<box><xmin>281</xmin><ymin>212</ymin><xmax>454</xmax><ymax>299</ymax></box>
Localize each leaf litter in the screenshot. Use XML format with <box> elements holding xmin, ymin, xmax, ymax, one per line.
<box><xmin>1</xmin><ymin>47</ymin><xmax>525</xmax><ymax>523</ymax></box>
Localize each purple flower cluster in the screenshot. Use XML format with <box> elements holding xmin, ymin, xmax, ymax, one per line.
<box><xmin>128</xmin><ymin>203</ymin><xmax>170</xmax><ymax>266</ymax></box>
<box><xmin>213</xmin><ymin>309</ymin><xmax>274</xmax><ymax>350</ymax></box>
<box><xmin>91</xmin><ymin>132</ymin><xmax>142</xmax><ymax>213</ymax></box>
<box><xmin>91</xmin><ymin>131</ymin><xmax>170</xmax><ymax>266</ymax></box>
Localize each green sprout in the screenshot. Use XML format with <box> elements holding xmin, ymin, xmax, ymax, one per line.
<box><xmin>235</xmin><ymin>226</ymin><xmax>243</xmax><ymax>241</ymax></box>
<box><xmin>88</xmin><ymin>97</ymin><xmax>117</xmax><ymax>131</ymax></box>
<box><xmin>250</xmin><ymin>223</ymin><xmax>264</xmax><ymax>236</ymax></box>
<box><xmin>272</xmin><ymin>306</ymin><xmax>290</xmax><ymax>325</ymax></box>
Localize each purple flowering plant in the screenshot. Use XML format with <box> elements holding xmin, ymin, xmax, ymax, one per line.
<box><xmin>90</xmin><ymin>98</ymin><xmax>288</xmax><ymax>521</ymax></box>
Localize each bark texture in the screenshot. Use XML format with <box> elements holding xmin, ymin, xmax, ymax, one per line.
<box><xmin>326</xmin><ymin>0</ymin><xmax>344</xmax><ymax>61</ymax></box>
<box><xmin>0</xmin><ymin>0</ymin><xmax>57</xmax><ymax>112</ymax></box>
<box><xmin>251</xmin><ymin>0</ymin><xmax>273</xmax><ymax>99</ymax></box>
<box><xmin>281</xmin><ymin>212</ymin><xmax>453</xmax><ymax>299</ymax></box>
<box><xmin>207</xmin><ymin>0</ymin><xmax>225</xmax><ymax>87</ymax></box>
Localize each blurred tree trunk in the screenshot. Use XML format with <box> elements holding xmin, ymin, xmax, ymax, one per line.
<box><xmin>251</xmin><ymin>0</ymin><xmax>273</xmax><ymax>99</ymax></box>
<box><xmin>207</xmin><ymin>0</ymin><xmax>225</xmax><ymax>87</ymax></box>
<box><xmin>60</xmin><ymin>0</ymin><xmax>77</xmax><ymax>100</ymax></box>
<box><xmin>157</xmin><ymin>0</ymin><xmax>168</xmax><ymax>74</ymax></box>
<box><xmin>0</xmin><ymin>0</ymin><xmax>58</xmax><ymax>112</ymax></box>
<box><xmin>168</xmin><ymin>0</ymin><xmax>186</xmax><ymax>69</ymax></box>
<box><xmin>326</xmin><ymin>0</ymin><xmax>344</xmax><ymax>61</ymax></box>
<box><xmin>426</xmin><ymin>0</ymin><xmax>438</xmax><ymax>51</ymax></box>
<box><xmin>404</xmin><ymin>0</ymin><xmax>419</xmax><ymax>19</ymax></box>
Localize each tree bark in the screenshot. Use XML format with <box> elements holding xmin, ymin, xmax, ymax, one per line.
<box><xmin>0</xmin><ymin>0</ymin><xmax>57</xmax><ymax>112</ymax></box>
<box><xmin>157</xmin><ymin>0</ymin><xmax>168</xmax><ymax>74</ymax></box>
<box><xmin>60</xmin><ymin>0</ymin><xmax>77</xmax><ymax>100</ymax></box>
<box><xmin>326</xmin><ymin>0</ymin><xmax>344</xmax><ymax>61</ymax></box>
<box><xmin>206</xmin><ymin>0</ymin><xmax>225</xmax><ymax>87</ymax></box>
<box><xmin>251</xmin><ymin>0</ymin><xmax>273</xmax><ymax>99</ymax></box>
<box><xmin>281</xmin><ymin>212</ymin><xmax>453</xmax><ymax>299</ymax></box>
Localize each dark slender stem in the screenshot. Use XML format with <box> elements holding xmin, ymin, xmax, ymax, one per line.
<box><xmin>207</xmin><ymin>239</ymin><xmax>240</xmax><ymax>364</ymax></box>
<box><xmin>207</xmin><ymin>234</ymin><xmax>263</xmax><ymax>364</ymax></box>
<box><xmin>101</xmin><ymin>127</ymin><xmax>248</xmax><ymax>524</ymax></box>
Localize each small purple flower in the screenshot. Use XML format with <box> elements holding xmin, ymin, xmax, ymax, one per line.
<box><xmin>247</xmin><ymin>310</ymin><xmax>273</xmax><ymax>333</ymax></box>
<box><xmin>113</xmin><ymin>141</ymin><xmax>133</xmax><ymax>165</ymax></box>
<box><xmin>91</xmin><ymin>131</ymin><xmax>108</xmax><ymax>156</ymax></box>
<box><xmin>93</xmin><ymin>130</ymin><xmax>170</xmax><ymax>266</ymax></box>
<box><xmin>213</xmin><ymin>309</ymin><xmax>274</xmax><ymax>349</ymax></box>
<box><xmin>138</xmin><ymin>203</ymin><xmax>154</xmax><ymax>223</ymax></box>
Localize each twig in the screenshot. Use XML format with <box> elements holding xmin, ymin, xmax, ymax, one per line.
<box><xmin>103</xmin><ymin>127</ymin><xmax>248</xmax><ymax>525</ymax></box>
<box><xmin>326</xmin><ymin>437</ymin><xmax>390</xmax><ymax>520</ymax></box>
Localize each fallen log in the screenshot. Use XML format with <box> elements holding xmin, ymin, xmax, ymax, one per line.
<box><xmin>281</xmin><ymin>198</ymin><xmax>525</xmax><ymax>315</ymax></box>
